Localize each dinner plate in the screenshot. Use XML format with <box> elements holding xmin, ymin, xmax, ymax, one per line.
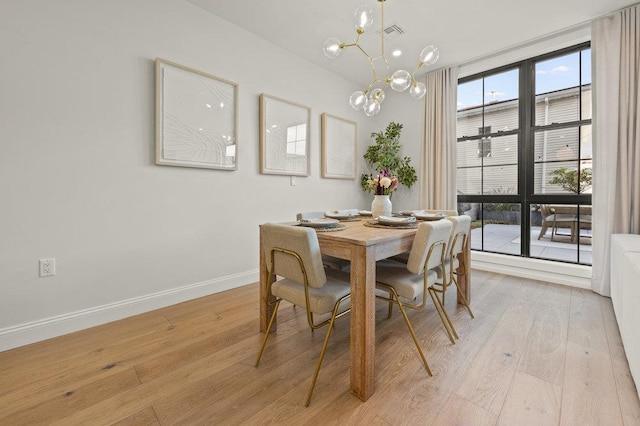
<box><xmin>358</xmin><ymin>210</ymin><xmax>372</xmax><ymax>216</ymax></box>
<box><xmin>324</xmin><ymin>210</ymin><xmax>360</xmax><ymax>220</ymax></box>
<box><xmin>399</xmin><ymin>210</ymin><xmax>425</xmax><ymax>216</ymax></box>
<box><xmin>377</xmin><ymin>215</ymin><xmax>417</xmax><ymax>226</ymax></box>
<box><xmin>414</xmin><ymin>212</ymin><xmax>445</xmax><ymax>221</ymax></box>
<box><xmin>299</xmin><ymin>218</ymin><xmax>340</xmax><ymax>228</ymax></box>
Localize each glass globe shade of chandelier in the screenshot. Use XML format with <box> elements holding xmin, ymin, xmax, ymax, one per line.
<box><xmin>323</xmin><ymin>0</ymin><xmax>439</xmax><ymax>116</ymax></box>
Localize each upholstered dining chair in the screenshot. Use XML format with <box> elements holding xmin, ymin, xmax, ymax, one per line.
<box><xmin>431</xmin><ymin>215</ymin><xmax>474</xmax><ymax>319</ymax></box>
<box><xmin>296</xmin><ymin>211</ymin><xmax>350</xmax><ymax>271</ymax></box>
<box><xmin>389</xmin><ymin>209</ymin><xmax>457</xmax><ymax>264</ymax></box>
<box><xmin>256</xmin><ymin>223</ymin><xmax>351</xmax><ymax>407</ymax></box>
<box><xmin>375</xmin><ymin>219</ymin><xmax>455</xmax><ymax>376</ymax></box>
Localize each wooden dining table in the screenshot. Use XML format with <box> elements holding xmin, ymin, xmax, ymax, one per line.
<box><xmin>259</xmin><ymin>218</ymin><xmax>471</xmax><ymax>402</ymax></box>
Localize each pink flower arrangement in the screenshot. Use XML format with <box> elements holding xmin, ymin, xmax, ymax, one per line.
<box><xmin>366</xmin><ymin>168</ymin><xmax>399</xmax><ymax>195</ymax></box>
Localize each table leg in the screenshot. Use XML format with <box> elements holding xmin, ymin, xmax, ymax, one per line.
<box><xmin>457</xmin><ymin>232</ymin><xmax>471</xmax><ymax>305</ymax></box>
<box><xmin>349</xmin><ymin>245</ymin><xmax>376</xmax><ymax>401</ymax></box>
<box><xmin>259</xmin><ymin>228</ymin><xmax>276</xmax><ymax>333</ymax></box>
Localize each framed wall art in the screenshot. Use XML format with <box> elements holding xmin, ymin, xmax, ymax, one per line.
<box><xmin>259</xmin><ymin>93</ymin><xmax>311</xmax><ymax>176</ymax></box>
<box><xmin>155</xmin><ymin>58</ymin><xmax>238</xmax><ymax>170</ymax></box>
<box><xmin>321</xmin><ymin>113</ymin><xmax>357</xmax><ymax>179</ymax></box>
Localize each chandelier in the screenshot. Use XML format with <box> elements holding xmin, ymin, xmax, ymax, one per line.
<box><xmin>323</xmin><ymin>0</ymin><xmax>440</xmax><ymax>116</ymax></box>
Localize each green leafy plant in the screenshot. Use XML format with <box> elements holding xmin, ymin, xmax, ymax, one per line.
<box><xmin>360</xmin><ymin>122</ymin><xmax>417</xmax><ymax>193</ymax></box>
<box><xmin>548</xmin><ymin>167</ymin><xmax>592</xmax><ymax>194</ymax></box>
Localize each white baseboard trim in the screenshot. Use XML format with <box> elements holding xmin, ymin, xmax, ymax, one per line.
<box><xmin>0</xmin><ymin>270</ymin><xmax>259</xmax><ymax>353</ymax></box>
<box><xmin>471</xmin><ymin>251</ymin><xmax>592</xmax><ymax>289</ymax></box>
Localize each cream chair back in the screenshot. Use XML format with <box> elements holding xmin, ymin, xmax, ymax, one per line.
<box><xmin>446</xmin><ymin>215</ymin><xmax>471</xmax><ymax>257</ymax></box>
<box><xmin>261</xmin><ymin>223</ymin><xmax>327</xmax><ymax>289</ymax></box>
<box><xmin>407</xmin><ymin>220</ymin><xmax>453</xmax><ymax>275</ymax></box>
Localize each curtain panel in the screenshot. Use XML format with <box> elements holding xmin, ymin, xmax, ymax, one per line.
<box><xmin>591</xmin><ymin>4</ymin><xmax>640</xmax><ymax>296</ymax></box>
<box><xmin>422</xmin><ymin>66</ymin><xmax>459</xmax><ymax>211</ymax></box>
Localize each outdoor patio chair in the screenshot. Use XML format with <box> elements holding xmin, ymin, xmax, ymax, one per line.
<box><xmin>537</xmin><ymin>204</ymin><xmax>576</xmax><ymax>241</ymax></box>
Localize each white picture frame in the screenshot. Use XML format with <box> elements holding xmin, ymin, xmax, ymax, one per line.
<box><xmin>259</xmin><ymin>93</ymin><xmax>311</xmax><ymax>176</ymax></box>
<box><xmin>321</xmin><ymin>113</ymin><xmax>357</xmax><ymax>179</ymax></box>
<box><xmin>155</xmin><ymin>58</ymin><xmax>238</xmax><ymax>170</ymax></box>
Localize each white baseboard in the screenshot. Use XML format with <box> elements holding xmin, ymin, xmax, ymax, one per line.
<box><xmin>471</xmin><ymin>251</ymin><xmax>592</xmax><ymax>289</ymax></box>
<box><xmin>0</xmin><ymin>270</ymin><xmax>259</xmax><ymax>353</ymax></box>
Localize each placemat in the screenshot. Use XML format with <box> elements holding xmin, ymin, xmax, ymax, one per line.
<box><xmin>364</xmin><ymin>220</ymin><xmax>418</xmax><ymax>229</ymax></box>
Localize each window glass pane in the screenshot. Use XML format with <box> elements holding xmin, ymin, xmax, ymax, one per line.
<box><xmin>479</xmin><ymin>203</ymin><xmax>521</xmax><ymax>255</ymax></box>
<box><xmin>457</xmin><ymin>79</ymin><xmax>483</xmax><ymax>139</ymax></box>
<box><xmin>482</xmin><ymin>134</ymin><xmax>518</xmax><ymax>194</ymax></box>
<box><xmin>581</xmin><ymin>50</ymin><xmax>592</xmax><ymax>120</ymax></box>
<box><xmin>483</xmin><ymin>165</ymin><xmax>518</xmax><ymax>195</ymax></box>
<box><xmin>535</xmin><ymin>162</ymin><xmax>591</xmax><ymax>194</ymax></box>
<box><xmin>536</xmin><ymin>52</ymin><xmax>580</xmax><ymax>94</ymax></box>
<box><xmin>534</xmin><ymin>127</ymin><xmax>579</xmax><ymax>164</ymax></box>
<box><xmin>483</xmin><ymin>69</ymin><xmax>519</xmax><ymax>133</ymax></box>
<box><xmin>581</xmin><ymin>49</ymin><xmax>591</xmax><ymax>85</ymax></box>
<box><xmin>531</xmin><ymin>203</ymin><xmax>592</xmax><ymax>264</ymax></box>
<box><xmin>581</xmin><ymin>84</ymin><xmax>592</xmax><ymax>121</ymax></box>
<box><xmin>535</xmin><ymin>90</ymin><xmax>579</xmax><ymax>125</ymax></box>
<box><xmin>580</xmin><ymin>125</ymin><xmax>592</xmax><ymax>161</ymax></box>
<box><xmin>456</xmin><ymin>166</ymin><xmax>482</xmax><ymax>195</ymax></box>
<box><xmin>457</xmin><ymin>139</ymin><xmax>483</xmax><ymax>168</ymax></box>
<box><xmin>535</xmin><ymin>52</ymin><xmax>580</xmax><ymax>126</ymax></box>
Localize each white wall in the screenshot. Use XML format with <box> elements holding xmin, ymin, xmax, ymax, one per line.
<box><xmin>364</xmin><ymin>92</ymin><xmax>426</xmax><ymax>212</ymax></box>
<box><xmin>0</xmin><ymin>0</ymin><xmax>428</xmax><ymax>351</ymax></box>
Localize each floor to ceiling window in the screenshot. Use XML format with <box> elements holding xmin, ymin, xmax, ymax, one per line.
<box><xmin>456</xmin><ymin>42</ymin><xmax>592</xmax><ymax>265</ymax></box>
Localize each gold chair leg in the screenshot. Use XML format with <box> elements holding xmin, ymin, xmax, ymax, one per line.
<box><xmin>428</xmin><ymin>287</ymin><xmax>458</xmax><ymax>343</ymax></box>
<box><xmin>387</xmin><ymin>300</ymin><xmax>393</xmax><ymax>319</ymax></box>
<box><xmin>389</xmin><ymin>289</ymin><xmax>432</xmax><ymax>376</ymax></box>
<box><xmin>255</xmin><ymin>299</ymin><xmax>281</xmax><ymax>367</ymax></box>
<box><xmin>305</xmin><ymin>302</ymin><xmax>342</xmax><ymax>407</ymax></box>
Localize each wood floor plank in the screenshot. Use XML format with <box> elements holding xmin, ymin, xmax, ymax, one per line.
<box><xmin>453</xmin><ymin>279</ymin><xmax>545</xmax><ymax>415</ymax></box>
<box><xmin>1</xmin><ymin>271</ymin><xmax>639</xmax><ymax>425</ymax></box>
<box><xmin>567</xmin><ymin>287</ymin><xmax>609</xmax><ymax>351</ymax></box>
<box><xmin>0</xmin><ymin>298</ymin><xmax>261</xmax><ymax>416</ymax></box>
<box><xmin>497</xmin><ymin>371</ymin><xmax>561</xmax><ymax>425</ymax></box>
<box><xmin>2</xmin><ymin>368</ymin><xmax>140</xmax><ymax>425</ymax></box>
<box><xmin>432</xmin><ymin>393</ymin><xmax>498</xmax><ymax>426</ymax></box>
<box><xmin>560</xmin><ymin>341</ymin><xmax>624</xmax><ymax>425</ymax></box>
<box><xmin>517</xmin><ymin>282</ymin><xmax>571</xmax><ymax>385</ymax></box>
<box><xmin>0</xmin><ymin>312</ymin><xmax>171</xmax><ymax>379</ymax></box>
<box><xmin>110</xmin><ymin>407</ymin><xmax>160</xmax><ymax>426</ymax></box>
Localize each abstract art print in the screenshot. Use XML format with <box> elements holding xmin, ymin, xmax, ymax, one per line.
<box><xmin>155</xmin><ymin>58</ymin><xmax>238</xmax><ymax>170</ymax></box>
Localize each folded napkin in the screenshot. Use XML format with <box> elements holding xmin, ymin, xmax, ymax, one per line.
<box><xmin>377</xmin><ymin>215</ymin><xmax>416</xmax><ymax>223</ymax></box>
<box><xmin>325</xmin><ymin>209</ymin><xmax>359</xmax><ymax>217</ymax></box>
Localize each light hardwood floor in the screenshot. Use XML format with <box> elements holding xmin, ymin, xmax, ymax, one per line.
<box><xmin>1</xmin><ymin>270</ymin><xmax>639</xmax><ymax>425</ymax></box>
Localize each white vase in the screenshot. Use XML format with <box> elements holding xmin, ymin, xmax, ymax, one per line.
<box><xmin>371</xmin><ymin>194</ymin><xmax>392</xmax><ymax>218</ymax></box>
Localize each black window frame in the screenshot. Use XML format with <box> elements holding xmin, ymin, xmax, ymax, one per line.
<box><xmin>456</xmin><ymin>41</ymin><xmax>592</xmax><ymax>264</ymax></box>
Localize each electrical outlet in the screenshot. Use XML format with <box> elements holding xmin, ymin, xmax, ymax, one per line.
<box><xmin>39</xmin><ymin>258</ymin><xmax>56</xmax><ymax>277</ymax></box>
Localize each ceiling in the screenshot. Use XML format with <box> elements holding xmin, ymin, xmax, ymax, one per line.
<box><xmin>187</xmin><ymin>0</ymin><xmax>635</xmax><ymax>87</ymax></box>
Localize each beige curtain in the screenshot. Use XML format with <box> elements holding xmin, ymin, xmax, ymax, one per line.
<box><xmin>422</xmin><ymin>66</ymin><xmax>459</xmax><ymax>211</ymax></box>
<box><xmin>591</xmin><ymin>4</ymin><xmax>640</xmax><ymax>296</ymax></box>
